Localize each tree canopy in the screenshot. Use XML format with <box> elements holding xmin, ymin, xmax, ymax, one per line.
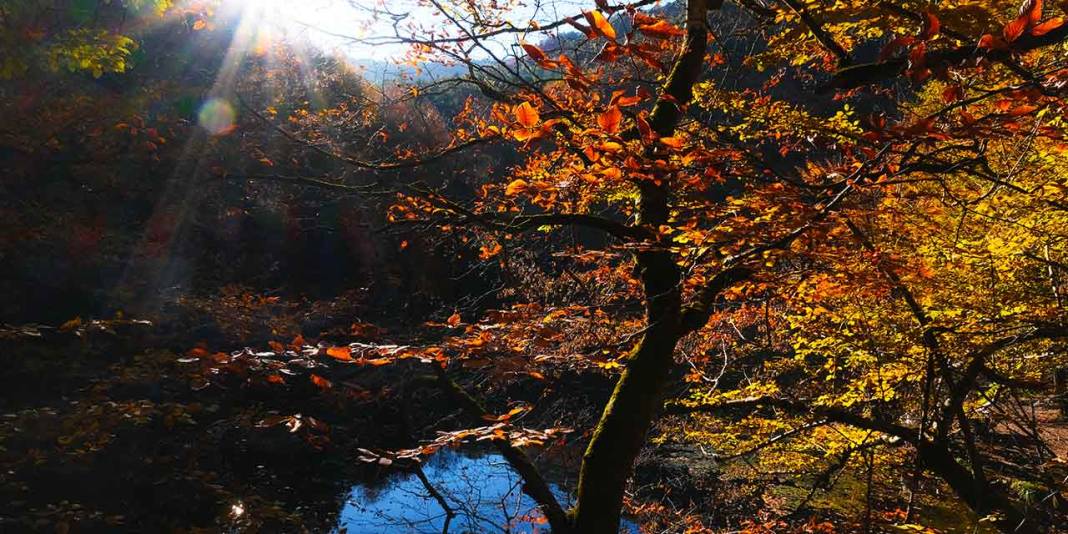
<box><xmin>2</xmin><ymin>0</ymin><xmax>1068</xmax><ymax>532</ymax></box>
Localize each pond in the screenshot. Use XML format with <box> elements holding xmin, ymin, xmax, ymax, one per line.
<box><xmin>336</xmin><ymin>450</ymin><xmax>640</xmax><ymax>533</ymax></box>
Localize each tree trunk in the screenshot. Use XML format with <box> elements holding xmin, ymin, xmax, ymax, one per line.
<box><xmin>917</xmin><ymin>442</ymin><xmax>1030</xmax><ymax>533</ymax></box>
<box><xmin>570</xmin><ymin>1</ymin><xmax>718</xmax><ymax>531</ymax></box>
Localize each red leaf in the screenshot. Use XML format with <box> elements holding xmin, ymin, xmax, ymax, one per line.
<box><xmin>1020</xmin><ymin>0</ymin><xmax>1044</xmax><ymax>25</ymax></box>
<box><xmin>447</xmin><ymin>312</ymin><xmax>462</xmax><ymax>327</ymax></box>
<box><xmin>1004</xmin><ymin>14</ymin><xmax>1030</xmax><ymax>42</ymax></box>
<box><xmin>879</xmin><ymin>35</ymin><xmax>916</xmax><ymax>61</ymax></box>
<box><xmin>921</xmin><ymin>12</ymin><xmax>941</xmax><ymax>40</ymax></box>
<box><xmin>1032</xmin><ymin>16</ymin><xmax>1065</xmax><ymax>36</ymax></box>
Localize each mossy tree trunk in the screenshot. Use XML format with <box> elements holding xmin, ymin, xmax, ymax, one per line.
<box><xmin>570</xmin><ymin>1</ymin><xmax>720</xmax><ymax>531</ymax></box>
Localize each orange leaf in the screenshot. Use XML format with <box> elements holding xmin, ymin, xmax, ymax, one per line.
<box><xmin>326</xmin><ymin>346</ymin><xmax>353</xmax><ymax>361</ymax></box>
<box><xmin>187</xmin><ymin>346</ymin><xmax>210</xmax><ymax>358</ymax></box>
<box><xmin>659</xmin><ymin>136</ymin><xmax>684</xmax><ymax>148</ymax></box>
<box><xmin>1032</xmin><ymin>17</ymin><xmax>1065</xmax><ymax>36</ymax></box>
<box><xmin>266</xmin><ymin>374</ymin><xmax>285</xmax><ymax>384</ymax></box>
<box><xmin>479</xmin><ymin>241</ymin><xmax>503</xmax><ymax>260</ymax></box>
<box><xmin>514</xmin><ymin>102</ymin><xmax>540</xmax><ymax>128</ymax></box>
<box><xmin>1021</xmin><ymin>0</ymin><xmax>1044</xmax><ymax>25</ymax></box>
<box><xmin>482</xmin><ymin>406</ymin><xmax>527</xmax><ymax>422</ymax></box>
<box><xmin>584</xmin><ymin>10</ymin><xmax>617</xmax><ymax>40</ymax></box>
<box><xmin>447</xmin><ymin>312</ymin><xmax>462</xmax><ymax>327</ymax></box>
<box><xmin>637</xmin><ymin>20</ymin><xmax>685</xmax><ymax>39</ymax></box>
<box><xmin>59</xmin><ymin>317</ymin><xmax>83</xmax><ymax>332</ymax></box>
<box><xmin>1004</xmin><ymin>14</ymin><xmax>1029</xmax><ymax>42</ymax></box>
<box><xmin>521</xmin><ymin>43</ymin><xmax>548</xmax><ymax>62</ymax></box>
<box><xmin>268</xmin><ymin>340</ymin><xmax>285</xmax><ymax>353</ymax></box>
<box><xmin>291</xmin><ymin>334</ymin><xmax>306</xmax><ymax>350</ymax></box>
<box><xmin>310</xmin><ymin>374</ymin><xmax>332</xmax><ymax>389</ymax></box>
<box><xmin>597</xmin><ymin>106</ymin><xmax>622</xmax><ymax>134</ymax></box>
<box><xmin>612</xmin><ymin>94</ymin><xmax>644</xmax><ymax>107</ymax></box>
<box><xmin>192</xmin><ymin>19</ymin><xmax>207</xmax><ymax>31</ymax></box>
<box><xmin>1008</xmin><ymin>104</ymin><xmax>1039</xmax><ymax>116</ymax></box>
<box><xmin>505</xmin><ymin>178</ymin><xmax>529</xmax><ymax>196</ymax></box>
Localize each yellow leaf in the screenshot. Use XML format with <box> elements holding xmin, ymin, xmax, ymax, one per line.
<box><xmin>505</xmin><ymin>179</ymin><xmax>529</xmax><ymax>196</ymax></box>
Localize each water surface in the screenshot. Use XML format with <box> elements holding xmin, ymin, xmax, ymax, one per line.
<box><xmin>337</xmin><ymin>450</ymin><xmax>638</xmax><ymax>533</ymax></box>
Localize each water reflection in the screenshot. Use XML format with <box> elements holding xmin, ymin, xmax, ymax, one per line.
<box><xmin>337</xmin><ymin>450</ymin><xmax>637</xmax><ymax>533</ymax></box>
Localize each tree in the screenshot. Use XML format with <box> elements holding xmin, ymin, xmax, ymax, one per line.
<box><xmin>215</xmin><ymin>0</ymin><xmax>1068</xmax><ymax>531</ymax></box>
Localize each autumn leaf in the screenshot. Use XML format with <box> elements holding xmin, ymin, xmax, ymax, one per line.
<box><xmin>514</xmin><ymin>101</ymin><xmax>540</xmax><ymax>128</ymax></box>
<box><xmin>920</xmin><ymin>12</ymin><xmax>940</xmax><ymax>40</ymax></box>
<box><xmin>268</xmin><ymin>340</ymin><xmax>285</xmax><ymax>353</ymax></box>
<box><xmin>637</xmin><ymin>20</ymin><xmax>685</xmax><ymax>39</ymax></box>
<box><xmin>290</xmin><ymin>334</ymin><xmax>306</xmax><ymax>350</ymax></box>
<box><xmin>482</xmin><ymin>405</ymin><xmax>528</xmax><ymax>422</ymax></box>
<box><xmin>192</xmin><ymin>20</ymin><xmax>207</xmax><ymax>31</ymax></box>
<box><xmin>479</xmin><ymin>241</ymin><xmax>503</xmax><ymax>260</ymax></box>
<box><xmin>520</xmin><ymin>43</ymin><xmax>548</xmax><ymax>62</ymax></box>
<box><xmin>310</xmin><ymin>374</ymin><xmax>332</xmax><ymax>389</ymax></box>
<box><xmin>1020</xmin><ymin>0</ymin><xmax>1044</xmax><ymax>25</ymax></box>
<box><xmin>1004</xmin><ymin>14</ymin><xmax>1030</xmax><ymax>42</ymax></box>
<box><xmin>326</xmin><ymin>346</ymin><xmax>353</xmax><ymax>361</ymax></box>
<box><xmin>447</xmin><ymin>312</ymin><xmax>462</xmax><ymax>327</ymax></box>
<box><xmin>1032</xmin><ymin>16</ymin><xmax>1064</xmax><ymax>36</ymax></box>
<box><xmin>597</xmin><ymin>105</ymin><xmax>622</xmax><ymax>134</ymax></box>
<box><xmin>505</xmin><ymin>178</ymin><xmax>529</xmax><ymax>196</ymax></box>
<box><xmin>659</xmin><ymin>136</ymin><xmax>684</xmax><ymax>148</ymax></box>
<box><xmin>59</xmin><ymin>316</ymin><xmax>83</xmax><ymax>332</ymax></box>
<box><xmin>584</xmin><ymin>10</ymin><xmax>617</xmax><ymax>40</ymax></box>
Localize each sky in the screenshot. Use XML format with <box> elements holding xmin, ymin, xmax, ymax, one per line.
<box><xmin>226</xmin><ymin>0</ymin><xmax>602</xmax><ymax>60</ymax></box>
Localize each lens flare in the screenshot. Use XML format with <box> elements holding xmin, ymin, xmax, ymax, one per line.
<box><xmin>197</xmin><ymin>98</ymin><xmax>236</xmax><ymax>136</ymax></box>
